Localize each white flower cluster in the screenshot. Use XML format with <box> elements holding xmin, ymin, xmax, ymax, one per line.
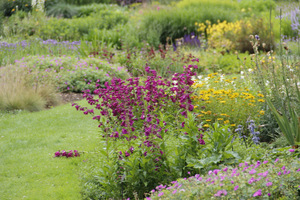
<box><xmin>31</xmin><ymin>0</ymin><xmax>45</xmax><ymax>12</ymax></box>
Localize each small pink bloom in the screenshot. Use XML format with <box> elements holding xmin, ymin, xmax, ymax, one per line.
<box><xmin>266</xmin><ymin>182</ymin><xmax>272</xmax><ymax>186</ymax></box>
<box><xmin>289</xmin><ymin>149</ymin><xmax>295</xmax><ymax>152</ymax></box>
<box><xmin>234</xmin><ymin>185</ymin><xmax>239</xmax><ymax>191</ymax></box>
<box><xmin>278</xmin><ymin>171</ymin><xmax>282</xmax><ymax>176</ymax></box>
<box><xmin>253</xmin><ymin>189</ymin><xmax>262</xmax><ymax>197</ymax></box>
<box><xmin>158</xmin><ymin>192</ymin><xmax>164</xmax><ymax>197</ymax></box>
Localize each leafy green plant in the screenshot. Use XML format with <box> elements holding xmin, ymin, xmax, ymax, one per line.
<box><xmin>249</xmin><ymin>34</ymin><xmax>300</xmax><ymax>144</ymax></box>
<box><xmin>38</xmin><ymin>8</ymin><xmax>128</xmax><ymax>41</ymax></box>
<box><xmin>123</xmin><ymin>0</ymin><xmax>240</xmax><ymax>48</ymax></box>
<box><xmin>74</xmin><ymin>65</ymin><xmax>203</xmax><ymax>199</ymax></box>
<box><xmin>186</xmin><ymin>123</ymin><xmax>240</xmax><ymax>172</ymax></box>
<box><xmin>115</xmin><ymin>44</ymin><xmax>202</xmax><ymax>77</ymax></box>
<box><xmin>46</xmin><ymin>2</ymin><xmax>78</xmax><ymax>18</ymax></box>
<box><xmin>15</xmin><ymin>55</ymin><xmax>129</xmax><ymax>93</ymax></box>
<box><xmin>0</xmin><ymin>0</ymin><xmax>32</xmax><ymax>17</ymax></box>
<box><xmin>266</xmin><ymin>96</ymin><xmax>299</xmax><ymax>146</ymax></box>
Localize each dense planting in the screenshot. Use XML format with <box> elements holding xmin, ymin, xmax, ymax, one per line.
<box><xmin>1</xmin><ymin>0</ymin><xmax>300</xmax><ymax>199</ymax></box>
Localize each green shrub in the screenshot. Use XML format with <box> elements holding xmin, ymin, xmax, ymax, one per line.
<box><xmin>238</xmin><ymin>0</ymin><xmax>276</xmax><ymax>12</ymax></box>
<box><xmin>234</xmin><ymin>17</ymin><xmax>276</xmax><ymax>53</ymax></box>
<box><xmin>38</xmin><ymin>9</ymin><xmax>128</xmax><ymax>41</ymax></box>
<box><xmin>17</xmin><ymin>55</ymin><xmax>129</xmax><ymax>93</ymax></box>
<box><xmin>124</xmin><ymin>0</ymin><xmax>240</xmax><ymax>48</ymax></box>
<box><xmin>46</xmin><ymin>2</ymin><xmax>78</xmax><ymax>18</ymax></box>
<box><xmin>115</xmin><ymin>45</ymin><xmax>203</xmax><ymax>77</ymax></box>
<box><xmin>84</xmin><ymin>25</ymin><xmax>123</xmax><ymax>49</ymax></box>
<box><xmin>2</xmin><ymin>10</ymin><xmax>46</xmax><ymax>39</ymax></box>
<box><xmin>75</xmin><ymin>3</ymin><xmax>125</xmax><ymax>17</ymax></box>
<box><xmin>63</xmin><ymin>0</ymin><xmax>115</xmax><ymax>5</ymax></box>
<box><xmin>0</xmin><ymin>0</ymin><xmax>32</xmax><ymax>17</ymax></box>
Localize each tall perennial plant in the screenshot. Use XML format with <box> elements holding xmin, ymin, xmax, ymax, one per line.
<box><xmin>74</xmin><ymin>65</ymin><xmax>206</xmax><ymax>198</ymax></box>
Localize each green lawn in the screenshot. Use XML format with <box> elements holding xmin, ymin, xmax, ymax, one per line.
<box><xmin>0</xmin><ymin>101</ymin><xmax>100</xmax><ymax>200</ymax></box>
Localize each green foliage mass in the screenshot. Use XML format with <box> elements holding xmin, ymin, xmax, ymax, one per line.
<box><xmin>39</xmin><ymin>9</ymin><xmax>128</xmax><ymax>41</ymax></box>
<box><xmin>18</xmin><ymin>55</ymin><xmax>129</xmax><ymax>93</ymax></box>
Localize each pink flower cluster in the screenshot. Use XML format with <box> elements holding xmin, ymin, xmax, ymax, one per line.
<box><xmin>54</xmin><ymin>150</ymin><xmax>80</xmax><ymax>158</ymax></box>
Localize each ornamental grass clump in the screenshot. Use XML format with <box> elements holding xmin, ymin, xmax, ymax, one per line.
<box><xmin>148</xmin><ymin>156</ymin><xmax>300</xmax><ymax>199</ymax></box>
<box><xmin>74</xmin><ymin>65</ymin><xmax>206</xmax><ymax>199</ymax></box>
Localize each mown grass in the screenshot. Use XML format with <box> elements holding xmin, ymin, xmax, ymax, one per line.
<box><xmin>0</xmin><ymin>101</ymin><xmax>99</xmax><ymax>200</ymax></box>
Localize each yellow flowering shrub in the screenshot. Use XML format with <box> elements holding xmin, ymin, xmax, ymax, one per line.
<box><xmin>196</xmin><ymin>20</ymin><xmax>252</xmax><ymax>50</ymax></box>
<box><xmin>195</xmin><ymin>17</ymin><xmax>274</xmax><ymax>52</ymax></box>
<box><xmin>192</xmin><ymin>73</ymin><xmax>265</xmax><ymax>129</ymax></box>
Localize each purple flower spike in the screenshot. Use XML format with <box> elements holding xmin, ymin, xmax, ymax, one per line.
<box><xmin>181</xmin><ymin>122</ymin><xmax>185</xmax><ymax>128</ymax></box>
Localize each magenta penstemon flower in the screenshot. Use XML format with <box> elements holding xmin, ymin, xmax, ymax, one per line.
<box><xmin>125</xmin><ymin>151</ymin><xmax>130</xmax><ymax>157</ymax></box>
<box><xmin>181</xmin><ymin>122</ymin><xmax>185</xmax><ymax>127</ymax></box>
<box><xmin>289</xmin><ymin>149</ymin><xmax>295</xmax><ymax>152</ymax></box>
<box><xmin>54</xmin><ymin>151</ymin><xmax>61</xmax><ymax>157</ymax></box>
<box><xmin>54</xmin><ymin>150</ymin><xmax>80</xmax><ymax>158</ymax></box>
